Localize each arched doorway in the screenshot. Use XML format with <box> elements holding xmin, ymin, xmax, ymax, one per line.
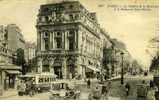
<box><xmin>53</xmin><ymin>58</ymin><xmax>63</xmax><ymax>79</ymax></box>
<box><xmin>42</xmin><ymin>59</ymin><xmax>49</xmax><ymax>72</ymax></box>
<box><xmin>67</xmin><ymin>58</ymin><xmax>76</xmax><ymax>79</ymax></box>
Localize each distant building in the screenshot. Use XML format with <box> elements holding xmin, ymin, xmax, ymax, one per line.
<box><xmin>36</xmin><ymin>1</ymin><xmax>110</xmax><ymax>79</ymax></box>
<box><xmin>25</xmin><ymin>42</ymin><xmax>37</xmax><ymax>72</ymax></box>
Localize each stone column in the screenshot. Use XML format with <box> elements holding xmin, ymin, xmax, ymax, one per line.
<box><xmin>52</xmin><ymin>32</ymin><xmax>54</xmax><ymax>49</ymax></box>
<box><xmin>62</xmin><ymin>31</ymin><xmax>65</xmax><ymax>49</ymax></box>
<box><xmin>65</xmin><ymin>31</ymin><xmax>68</xmax><ymax>50</ymax></box>
<box><xmin>37</xmin><ymin>31</ymin><xmax>41</xmax><ymax>50</ymax></box>
<box><xmin>37</xmin><ymin>57</ymin><xmax>43</xmax><ymax>73</ymax></box>
<box><xmin>49</xmin><ymin>58</ymin><xmax>55</xmax><ymax>74</ymax></box>
<box><xmin>0</xmin><ymin>71</ymin><xmax>5</xmax><ymax>95</ymax></box>
<box><xmin>76</xmin><ymin>58</ymin><xmax>81</xmax><ymax>74</ymax></box>
<box><xmin>41</xmin><ymin>32</ymin><xmax>44</xmax><ymax>51</ymax></box>
<box><xmin>75</xmin><ymin>30</ymin><xmax>78</xmax><ymax>49</ymax></box>
<box><xmin>76</xmin><ymin>65</ymin><xmax>82</xmax><ymax>77</ymax></box>
<box><xmin>62</xmin><ymin>58</ymin><xmax>67</xmax><ymax>79</ymax></box>
<box><xmin>49</xmin><ymin>32</ymin><xmax>52</xmax><ymax>49</ymax></box>
<box><xmin>82</xmin><ymin>66</ymin><xmax>86</xmax><ymax>79</ymax></box>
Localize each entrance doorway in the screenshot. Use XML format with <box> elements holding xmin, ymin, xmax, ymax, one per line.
<box><xmin>54</xmin><ymin>66</ymin><xmax>62</xmax><ymax>79</ymax></box>
<box><xmin>68</xmin><ymin>65</ymin><xmax>75</xmax><ymax>79</ymax></box>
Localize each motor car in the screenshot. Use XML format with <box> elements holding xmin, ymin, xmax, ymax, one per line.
<box><xmin>49</xmin><ymin>81</ymin><xmax>80</xmax><ymax>100</ymax></box>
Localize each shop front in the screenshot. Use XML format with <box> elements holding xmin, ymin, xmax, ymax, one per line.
<box><xmin>85</xmin><ymin>66</ymin><xmax>100</xmax><ymax>78</ymax></box>
<box><xmin>0</xmin><ymin>63</ymin><xmax>21</xmax><ymax>95</ymax></box>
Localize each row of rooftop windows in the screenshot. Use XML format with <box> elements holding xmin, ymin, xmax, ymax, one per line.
<box><xmin>41</xmin><ymin>4</ymin><xmax>75</xmax><ymax>12</ymax></box>
<box><xmin>40</xmin><ymin>2</ymin><xmax>97</xmax><ymax>23</ymax></box>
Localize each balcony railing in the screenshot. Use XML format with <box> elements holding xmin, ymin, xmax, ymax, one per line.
<box><xmin>38</xmin><ymin>50</ymin><xmax>80</xmax><ymax>55</ymax></box>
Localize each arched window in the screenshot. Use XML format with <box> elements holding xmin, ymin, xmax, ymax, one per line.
<box><xmin>55</xmin><ymin>32</ymin><xmax>62</xmax><ymax>49</ymax></box>
<box><xmin>44</xmin><ymin>39</ymin><xmax>49</xmax><ymax>50</ymax></box>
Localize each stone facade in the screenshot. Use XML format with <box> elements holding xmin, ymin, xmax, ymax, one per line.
<box><xmin>0</xmin><ymin>25</ymin><xmax>13</xmax><ymax>64</ymax></box>
<box><xmin>36</xmin><ymin>1</ymin><xmax>110</xmax><ymax>79</ymax></box>
<box><xmin>0</xmin><ymin>24</ymin><xmax>24</xmax><ymax>94</ymax></box>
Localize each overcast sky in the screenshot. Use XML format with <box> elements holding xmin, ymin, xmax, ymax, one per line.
<box><xmin>0</xmin><ymin>0</ymin><xmax>159</xmax><ymax>69</ymax></box>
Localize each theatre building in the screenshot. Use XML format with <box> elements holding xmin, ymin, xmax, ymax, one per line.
<box><xmin>36</xmin><ymin>1</ymin><xmax>108</xmax><ymax>79</ymax></box>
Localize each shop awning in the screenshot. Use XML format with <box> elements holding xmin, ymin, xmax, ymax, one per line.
<box><xmin>6</xmin><ymin>70</ymin><xmax>21</xmax><ymax>74</ymax></box>
<box><xmin>86</xmin><ymin>66</ymin><xmax>100</xmax><ymax>72</ymax></box>
<box><xmin>0</xmin><ymin>63</ymin><xmax>21</xmax><ymax>70</ymax></box>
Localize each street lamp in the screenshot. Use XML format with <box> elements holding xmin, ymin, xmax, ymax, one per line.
<box><xmin>120</xmin><ymin>52</ymin><xmax>124</xmax><ymax>85</ymax></box>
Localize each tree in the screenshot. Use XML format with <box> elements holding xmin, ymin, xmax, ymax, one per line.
<box><xmin>150</xmin><ymin>55</ymin><xmax>159</xmax><ymax>72</ymax></box>
<box><xmin>103</xmin><ymin>45</ymin><xmax>116</xmax><ymax>78</ymax></box>
<box><xmin>149</xmin><ymin>36</ymin><xmax>159</xmax><ymax>72</ymax></box>
<box><xmin>16</xmin><ymin>48</ymin><xmax>26</xmax><ymax>75</ymax></box>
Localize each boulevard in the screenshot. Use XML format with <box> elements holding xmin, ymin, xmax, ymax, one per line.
<box><xmin>0</xmin><ymin>0</ymin><xmax>158</xmax><ymax>100</ymax></box>
<box><xmin>0</xmin><ymin>74</ymin><xmax>153</xmax><ymax>100</ymax></box>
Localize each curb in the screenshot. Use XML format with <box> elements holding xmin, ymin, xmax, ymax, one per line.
<box><xmin>0</xmin><ymin>93</ymin><xmax>17</xmax><ymax>99</ymax></box>
<box><xmin>108</xmin><ymin>77</ymin><xmax>121</xmax><ymax>81</ymax></box>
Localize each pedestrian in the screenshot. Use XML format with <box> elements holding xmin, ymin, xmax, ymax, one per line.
<box><xmin>147</xmin><ymin>86</ymin><xmax>156</xmax><ymax>100</ymax></box>
<box><xmin>150</xmin><ymin>80</ymin><xmax>154</xmax><ymax>89</ymax></box>
<box><xmin>29</xmin><ymin>79</ymin><xmax>35</xmax><ymax>97</ymax></box>
<box><xmin>87</xmin><ymin>79</ymin><xmax>91</xmax><ymax>88</ymax></box>
<box><xmin>88</xmin><ymin>93</ymin><xmax>93</xmax><ymax>100</ymax></box>
<box><xmin>107</xmin><ymin>81</ymin><xmax>111</xmax><ymax>91</ymax></box>
<box><xmin>150</xmin><ymin>80</ymin><xmax>154</xmax><ymax>88</ymax></box>
<box><xmin>154</xmin><ymin>84</ymin><xmax>159</xmax><ymax>100</ymax></box>
<box><xmin>101</xmin><ymin>84</ymin><xmax>108</xmax><ymax>100</ymax></box>
<box><xmin>92</xmin><ymin>86</ymin><xmax>101</xmax><ymax>100</ymax></box>
<box><xmin>125</xmin><ymin>82</ymin><xmax>130</xmax><ymax>96</ymax></box>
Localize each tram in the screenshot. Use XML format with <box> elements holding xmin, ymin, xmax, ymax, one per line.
<box><xmin>17</xmin><ymin>72</ymin><xmax>57</xmax><ymax>94</ymax></box>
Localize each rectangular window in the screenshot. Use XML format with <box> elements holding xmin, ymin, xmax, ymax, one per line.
<box><xmin>68</xmin><ymin>31</ymin><xmax>75</xmax><ymax>50</ymax></box>
<box><xmin>69</xmin><ymin>38</ymin><xmax>74</xmax><ymax>50</ymax></box>
<box><xmin>44</xmin><ymin>39</ymin><xmax>49</xmax><ymax>50</ymax></box>
<box><xmin>56</xmin><ymin>38</ymin><xmax>62</xmax><ymax>48</ymax></box>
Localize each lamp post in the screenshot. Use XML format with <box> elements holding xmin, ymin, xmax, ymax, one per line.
<box><xmin>120</xmin><ymin>52</ymin><xmax>124</xmax><ymax>85</ymax></box>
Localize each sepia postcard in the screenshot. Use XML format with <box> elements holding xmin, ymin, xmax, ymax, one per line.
<box><xmin>0</xmin><ymin>0</ymin><xmax>159</xmax><ymax>100</ymax></box>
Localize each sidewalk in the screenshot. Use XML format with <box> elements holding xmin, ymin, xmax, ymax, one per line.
<box><xmin>108</xmin><ymin>96</ymin><xmax>121</xmax><ymax>100</ymax></box>
<box><xmin>80</xmin><ymin>92</ymin><xmax>121</xmax><ymax>100</ymax></box>
<box><xmin>0</xmin><ymin>89</ymin><xmax>17</xmax><ymax>99</ymax></box>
